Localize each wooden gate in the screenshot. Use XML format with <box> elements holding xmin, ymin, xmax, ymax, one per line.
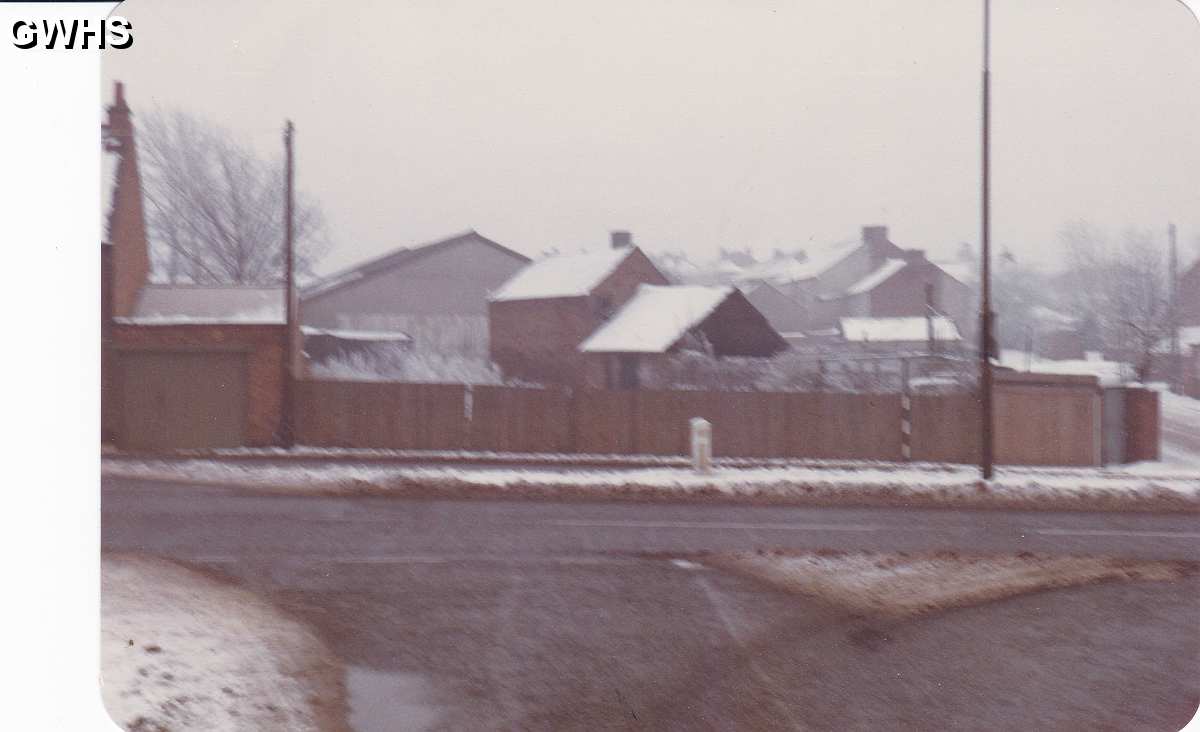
<box><xmin>117</xmin><ymin>349</ymin><xmax>248</xmax><ymax>450</ymax></box>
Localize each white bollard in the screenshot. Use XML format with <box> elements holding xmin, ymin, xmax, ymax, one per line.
<box><xmin>690</xmin><ymin>417</ymin><xmax>712</xmax><ymax>474</ymax></box>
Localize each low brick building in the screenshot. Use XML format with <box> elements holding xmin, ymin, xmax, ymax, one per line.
<box><xmin>488</xmin><ymin>232</ymin><xmax>670</xmax><ymax>385</ymax></box>
<box><xmin>102</xmin><ymin>82</ymin><xmax>290</xmax><ymax>449</ymax></box>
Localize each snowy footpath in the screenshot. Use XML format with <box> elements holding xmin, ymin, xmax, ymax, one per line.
<box><xmin>101</xmin><ymin>554</ymin><xmax>347</xmax><ymax>732</ymax></box>
<box><xmin>103</xmin><ymin>454</ymin><xmax>1200</xmax><ymax>513</ymax></box>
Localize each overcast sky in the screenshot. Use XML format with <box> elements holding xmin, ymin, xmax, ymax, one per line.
<box><xmin>105</xmin><ymin>0</ymin><xmax>1200</xmax><ymax>275</ymax></box>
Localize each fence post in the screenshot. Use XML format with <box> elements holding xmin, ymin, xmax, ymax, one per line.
<box><xmin>565</xmin><ymin>387</ymin><xmax>578</xmax><ymax>454</ymax></box>
<box><xmin>900</xmin><ymin>358</ymin><xmax>912</xmax><ymax>462</ymax></box>
<box><xmin>691</xmin><ymin>417</ymin><xmax>712</xmax><ymax>474</ymax></box>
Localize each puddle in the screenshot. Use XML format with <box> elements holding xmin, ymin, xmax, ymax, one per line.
<box><xmin>346</xmin><ymin>665</ymin><xmax>444</xmax><ymax>732</ymax></box>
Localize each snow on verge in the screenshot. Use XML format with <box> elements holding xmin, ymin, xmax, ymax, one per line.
<box><xmin>705</xmin><ymin>550</ymin><xmax>1194</xmax><ymax>618</ymax></box>
<box><xmin>101</xmin><ymin>554</ymin><xmax>347</xmax><ymax>732</ymax></box>
<box><xmin>102</xmin><ymin>457</ymin><xmax>1200</xmax><ymax>513</ymax></box>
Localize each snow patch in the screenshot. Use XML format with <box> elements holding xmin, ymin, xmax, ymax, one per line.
<box><xmin>101</xmin><ymin>554</ymin><xmax>344</xmax><ymax>732</ymax></box>
<box><xmin>707</xmin><ymin>550</ymin><xmax>1192</xmax><ymax>618</ymax></box>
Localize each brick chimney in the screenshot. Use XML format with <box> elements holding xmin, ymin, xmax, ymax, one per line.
<box><xmin>102</xmin><ymin>81</ymin><xmax>150</xmax><ymax>318</ymax></box>
<box><xmin>611</xmin><ymin>230</ymin><xmax>633</xmax><ymax>249</ymax></box>
<box><xmin>862</xmin><ymin>225</ymin><xmax>899</xmax><ymax>265</ymax></box>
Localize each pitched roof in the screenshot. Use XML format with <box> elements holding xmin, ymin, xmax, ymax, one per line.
<box><xmin>845</xmin><ymin>258</ymin><xmax>908</xmax><ymax>295</ymax></box>
<box><xmin>490</xmin><ymin>246</ymin><xmax>635</xmax><ymax>302</ymax></box>
<box><xmin>579</xmin><ymin>285</ymin><xmax>732</xmax><ymax>353</ymax></box>
<box><xmin>118</xmin><ymin>285</ymin><xmax>285</xmax><ymax>324</ymax></box>
<box><xmin>737</xmin><ymin>238</ymin><xmax>859</xmax><ymax>285</ymax></box>
<box><xmin>840</xmin><ymin>316</ymin><xmax>961</xmax><ymax>343</ymax></box>
<box><xmin>303</xmin><ymin>230</ymin><xmax>529</xmax><ymax>301</ymax></box>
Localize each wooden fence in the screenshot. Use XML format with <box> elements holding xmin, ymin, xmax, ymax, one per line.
<box><xmin>295</xmin><ymin>375</ymin><xmax>1152</xmax><ymax>466</ymax></box>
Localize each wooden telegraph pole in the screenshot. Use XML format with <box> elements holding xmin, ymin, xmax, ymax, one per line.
<box><xmin>1169</xmin><ymin>222</ymin><xmax>1180</xmax><ymax>394</ymax></box>
<box><xmin>979</xmin><ymin>0</ymin><xmax>995</xmax><ymax>479</ymax></box>
<box><xmin>279</xmin><ymin>120</ymin><xmax>297</xmax><ymax>448</ymax></box>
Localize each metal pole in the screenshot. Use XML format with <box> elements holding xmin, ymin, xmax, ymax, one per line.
<box><xmin>279</xmin><ymin>120</ymin><xmax>296</xmax><ymax>447</ymax></box>
<box><xmin>979</xmin><ymin>0</ymin><xmax>995</xmax><ymax>479</ymax></box>
<box><xmin>925</xmin><ymin>282</ymin><xmax>936</xmax><ymax>354</ymax></box>
<box><xmin>1169</xmin><ymin>222</ymin><xmax>1180</xmax><ymax>394</ymax></box>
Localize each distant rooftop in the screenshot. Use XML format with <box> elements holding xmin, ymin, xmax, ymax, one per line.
<box><xmin>303</xmin><ymin>230</ymin><xmax>529</xmax><ymax>300</ymax></box>
<box><xmin>490</xmin><ymin>247</ymin><xmax>634</xmax><ymax>302</ymax></box>
<box><xmin>845</xmin><ymin>258</ymin><xmax>907</xmax><ymax>296</ymax></box>
<box><xmin>737</xmin><ymin>238</ymin><xmax>860</xmax><ymax>285</ymax></box>
<box><xmin>840</xmin><ymin>316</ymin><xmax>961</xmax><ymax>343</ymax></box>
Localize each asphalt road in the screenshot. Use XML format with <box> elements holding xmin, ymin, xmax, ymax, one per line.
<box><xmin>101</xmin><ymin>478</ymin><xmax>1200</xmax><ymax>730</ymax></box>
<box><xmin>103</xmin><ymin>478</ymin><xmax>1200</xmax><ymax>561</ymax></box>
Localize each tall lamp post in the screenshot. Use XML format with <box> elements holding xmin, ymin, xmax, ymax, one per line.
<box><xmin>979</xmin><ymin>0</ymin><xmax>995</xmax><ymax>479</ymax></box>
<box><xmin>279</xmin><ymin>120</ymin><xmax>297</xmax><ymax>448</ymax></box>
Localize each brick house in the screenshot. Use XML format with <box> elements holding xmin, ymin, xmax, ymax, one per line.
<box><xmin>301</xmin><ymin>230</ymin><xmax>529</xmax><ymax>358</ymax></box>
<box><xmin>102</xmin><ymin>82</ymin><xmax>291</xmax><ymax>449</ymax></box>
<box><xmin>488</xmin><ymin>232</ymin><xmax>670</xmax><ymax>385</ymax></box>
<box><xmin>740</xmin><ymin>226</ymin><xmax>971</xmax><ymax>335</ymax></box>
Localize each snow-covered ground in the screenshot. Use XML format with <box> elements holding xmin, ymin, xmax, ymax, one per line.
<box><xmin>706</xmin><ymin>550</ymin><xmax>1192</xmax><ymax>618</ymax></box>
<box><xmin>998</xmin><ymin>350</ymin><xmax>1134</xmax><ymax>386</ymax></box>
<box><xmin>102</xmin><ymin>455</ymin><xmax>1200</xmax><ymax>513</ymax></box>
<box><xmin>101</xmin><ymin>554</ymin><xmax>346</xmax><ymax>732</ymax></box>
<box><xmin>1158</xmin><ymin>391</ymin><xmax>1200</xmax><ymax>471</ymax></box>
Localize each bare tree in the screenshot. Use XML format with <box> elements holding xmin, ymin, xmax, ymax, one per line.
<box><xmin>1060</xmin><ymin>222</ymin><xmax>1173</xmax><ymax>380</ymax></box>
<box><xmin>138</xmin><ymin>109</ymin><xmax>330</xmax><ymax>284</ymax></box>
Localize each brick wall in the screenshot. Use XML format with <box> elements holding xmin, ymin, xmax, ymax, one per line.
<box><xmin>110</xmin><ymin>323</ymin><xmax>286</xmax><ymax>445</ymax></box>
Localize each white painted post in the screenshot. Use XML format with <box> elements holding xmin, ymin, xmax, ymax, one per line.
<box><xmin>690</xmin><ymin>417</ymin><xmax>712</xmax><ymax>474</ymax></box>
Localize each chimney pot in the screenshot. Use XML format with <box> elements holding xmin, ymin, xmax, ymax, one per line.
<box><xmin>862</xmin><ymin>225</ymin><xmax>888</xmax><ymax>244</ymax></box>
<box><xmin>611</xmin><ymin>230</ymin><xmax>633</xmax><ymax>249</ymax></box>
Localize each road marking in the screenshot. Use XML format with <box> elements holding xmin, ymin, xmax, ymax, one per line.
<box><xmin>695</xmin><ymin>576</ymin><xmax>804</xmax><ymax>728</ymax></box>
<box><xmin>544</xmin><ymin>519</ymin><xmax>880</xmax><ymax>532</ymax></box>
<box><xmin>1036</xmin><ymin>528</ymin><xmax>1200</xmax><ymax>540</ymax></box>
<box><xmin>193</xmin><ymin>554</ymin><xmax>646</xmax><ymax>565</ymax></box>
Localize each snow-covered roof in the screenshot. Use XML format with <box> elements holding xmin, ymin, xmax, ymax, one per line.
<box><xmin>120</xmin><ymin>285</ymin><xmax>285</xmax><ymax>325</ymax></box>
<box><xmin>738</xmin><ymin>238</ymin><xmax>859</xmax><ymax>285</ymax></box>
<box><xmin>579</xmin><ymin>285</ymin><xmax>732</xmax><ymax>353</ymax></box>
<box><xmin>303</xmin><ymin>231</ymin><xmax>529</xmax><ymax>300</ymax></box>
<box><xmin>933</xmin><ymin>260</ymin><xmax>974</xmax><ymax>285</ymax></box>
<box><xmin>845</xmin><ymin>258</ymin><xmax>907</xmax><ymax>296</ymax></box>
<box><xmin>840</xmin><ymin>316</ymin><xmax>961</xmax><ymax>343</ymax></box>
<box><xmin>489</xmin><ymin>247</ymin><xmax>634</xmax><ymax>302</ymax></box>
<box><xmin>300</xmin><ymin>326</ymin><xmax>411</xmax><ymax>341</ymax></box>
